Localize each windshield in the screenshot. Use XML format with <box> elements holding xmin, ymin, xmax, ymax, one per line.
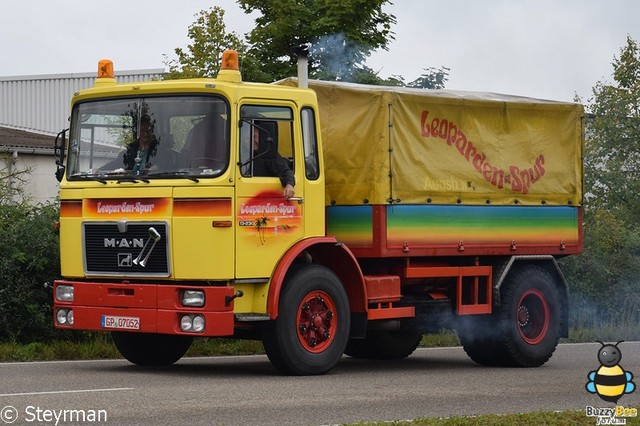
<box><xmin>66</xmin><ymin>95</ymin><xmax>230</xmax><ymax>179</ymax></box>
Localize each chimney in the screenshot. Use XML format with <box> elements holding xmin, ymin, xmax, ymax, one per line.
<box><xmin>293</xmin><ymin>45</ymin><xmax>309</xmax><ymax>88</ymax></box>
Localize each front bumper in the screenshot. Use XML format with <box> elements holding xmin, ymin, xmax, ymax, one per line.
<box><xmin>53</xmin><ymin>280</ymin><xmax>235</xmax><ymax>336</ymax></box>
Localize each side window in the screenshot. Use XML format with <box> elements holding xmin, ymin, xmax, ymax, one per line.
<box><xmin>301</xmin><ymin>107</ymin><xmax>320</xmax><ymax>180</ymax></box>
<box><xmin>239</xmin><ymin>105</ymin><xmax>294</xmax><ymax>178</ymax></box>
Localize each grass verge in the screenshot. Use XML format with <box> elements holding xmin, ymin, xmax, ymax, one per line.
<box><xmin>1</xmin><ymin>327</ymin><xmax>638</xmax><ymax>363</ymax></box>
<box><xmin>344</xmin><ymin>410</ymin><xmax>640</xmax><ymax>425</ymax></box>
<box><xmin>0</xmin><ymin>335</ymin><xmax>265</xmax><ymax>362</ymax></box>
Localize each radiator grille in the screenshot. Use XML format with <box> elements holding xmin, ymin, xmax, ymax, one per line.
<box><xmin>83</xmin><ymin>222</ymin><xmax>170</xmax><ymax>276</ymax></box>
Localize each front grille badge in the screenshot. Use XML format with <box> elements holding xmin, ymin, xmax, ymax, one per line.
<box><xmin>133</xmin><ymin>227</ymin><xmax>161</xmax><ymax>268</ymax></box>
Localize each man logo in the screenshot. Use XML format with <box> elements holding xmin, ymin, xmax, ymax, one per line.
<box><xmin>118</xmin><ymin>253</ymin><xmax>133</xmax><ymax>267</ymax></box>
<box><xmin>104</xmin><ymin>238</ymin><xmax>144</xmax><ymax>248</ymax></box>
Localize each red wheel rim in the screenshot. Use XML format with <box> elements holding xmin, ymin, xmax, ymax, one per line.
<box><xmin>516</xmin><ymin>289</ymin><xmax>550</xmax><ymax>345</ymax></box>
<box><xmin>296</xmin><ymin>291</ymin><xmax>337</xmax><ymax>353</ymax></box>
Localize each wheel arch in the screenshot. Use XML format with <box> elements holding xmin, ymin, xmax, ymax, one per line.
<box><xmin>267</xmin><ymin>237</ymin><xmax>366</xmax><ymax>320</ymax></box>
<box><xmin>494</xmin><ymin>255</ymin><xmax>569</xmax><ymax>338</ymax></box>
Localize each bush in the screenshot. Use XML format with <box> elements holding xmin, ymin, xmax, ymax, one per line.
<box><xmin>560</xmin><ymin>208</ymin><xmax>640</xmax><ymax>336</ymax></box>
<box><xmin>0</xmin><ymin>202</ymin><xmax>63</xmax><ymax>343</ymax></box>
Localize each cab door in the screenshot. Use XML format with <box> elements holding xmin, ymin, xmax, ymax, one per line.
<box><xmin>235</xmin><ymin>103</ymin><xmax>305</xmax><ymax>279</ymax></box>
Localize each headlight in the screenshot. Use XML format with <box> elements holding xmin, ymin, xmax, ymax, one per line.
<box><xmin>181</xmin><ymin>290</ymin><xmax>205</xmax><ymax>307</ymax></box>
<box><xmin>180</xmin><ymin>315</ymin><xmax>193</xmax><ymax>331</ymax></box>
<box><xmin>56</xmin><ymin>309</ymin><xmax>70</xmax><ymax>325</ymax></box>
<box><xmin>180</xmin><ymin>314</ymin><xmax>205</xmax><ymax>333</ymax></box>
<box><xmin>56</xmin><ymin>285</ymin><xmax>74</xmax><ymax>302</ymax></box>
<box><xmin>192</xmin><ymin>315</ymin><xmax>205</xmax><ymax>332</ymax></box>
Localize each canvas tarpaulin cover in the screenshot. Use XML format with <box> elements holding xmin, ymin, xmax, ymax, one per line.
<box><xmin>276</xmin><ymin>79</ymin><xmax>583</xmax><ymax>207</ymax></box>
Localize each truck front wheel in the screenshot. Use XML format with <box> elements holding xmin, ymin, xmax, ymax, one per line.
<box><xmin>111</xmin><ymin>332</ymin><xmax>193</xmax><ymax>366</ymax></box>
<box><xmin>263</xmin><ymin>264</ymin><xmax>350</xmax><ymax>375</ymax></box>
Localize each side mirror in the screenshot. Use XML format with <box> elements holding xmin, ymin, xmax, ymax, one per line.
<box><xmin>255</xmin><ymin>121</ymin><xmax>278</xmax><ymax>160</ymax></box>
<box><xmin>258</xmin><ymin>136</ymin><xmax>277</xmax><ymax>161</ymax></box>
<box><xmin>54</xmin><ymin>128</ymin><xmax>68</xmax><ymax>182</ymax></box>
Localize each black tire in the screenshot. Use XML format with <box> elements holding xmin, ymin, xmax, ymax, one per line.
<box><xmin>345</xmin><ymin>328</ymin><xmax>423</xmax><ymax>360</ymax></box>
<box><xmin>457</xmin><ymin>315</ymin><xmax>506</xmax><ymax>366</ymax></box>
<box><xmin>458</xmin><ymin>265</ymin><xmax>561</xmax><ymax>367</ymax></box>
<box><xmin>497</xmin><ymin>265</ymin><xmax>561</xmax><ymax>367</ymax></box>
<box><xmin>111</xmin><ymin>332</ymin><xmax>193</xmax><ymax>366</ymax></box>
<box><xmin>262</xmin><ymin>264</ymin><xmax>350</xmax><ymax>375</ymax></box>
<box><xmin>343</xmin><ymin>338</ymin><xmax>370</xmax><ymax>359</ymax></box>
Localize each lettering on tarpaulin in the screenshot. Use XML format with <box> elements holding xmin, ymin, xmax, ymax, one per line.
<box><xmin>420</xmin><ymin>111</ymin><xmax>546</xmax><ymax>195</ymax></box>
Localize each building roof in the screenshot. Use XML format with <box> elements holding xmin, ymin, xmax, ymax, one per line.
<box><xmin>0</xmin><ymin>69</ymin><xmax>165</xmax><ymax>137</ymax></box>
<box><xmin>0</xmin><ymin>126</ymin><xmax>55</xmax><ymax>151</ymax></box>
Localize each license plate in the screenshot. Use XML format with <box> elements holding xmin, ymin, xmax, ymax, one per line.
<box><xmin>101</xmin><ymin>315</ymin><xmax>140</xmax><ymax>330</ymax></box>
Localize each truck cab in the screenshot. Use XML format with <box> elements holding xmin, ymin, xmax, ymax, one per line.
<box><xmin>54</xmin><ymin>52</ymin><xmax>345</xmax><ymax>373</ymax></box>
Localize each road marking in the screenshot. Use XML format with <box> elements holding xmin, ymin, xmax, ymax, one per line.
<box><xmin>0</xmin><ymin>388</ymin><xmax>133</xmax><ymax>397</ymax></box>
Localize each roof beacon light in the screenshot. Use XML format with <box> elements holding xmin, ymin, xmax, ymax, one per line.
<box><xmin>98</xmin><ymin>59</ymin><xmax>114</xmax><ymax>78</ymax></box>
<box><xmin>95</xmin><ymin>59</ymin><xmax>116</xmax><ymax>87</ymax></box>
<box><xmin>217</xmin><ymin>50</ymin><xmax>241</xmax><ymax>83</ymax></box>
<box><xmin>221</xmin><ymin>50</ymin><xmax>239</xmax><ymax>71</ymax></box>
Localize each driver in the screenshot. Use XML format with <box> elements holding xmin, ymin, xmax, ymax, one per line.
<box><xmin>123</xmin><ymin>115</ymin><xmax>158</xmax><ymax>171</ymax></box>
<box><xmin>249</xmin><ymin>126</ymin><xmax>295</xmax><ymax>199</ymax></box>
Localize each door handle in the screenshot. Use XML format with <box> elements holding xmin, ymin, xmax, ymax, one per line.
<box><xmin>287</xmin><ymin>197</ymin><xmax>304</xmax><ymax>204</ymax></box>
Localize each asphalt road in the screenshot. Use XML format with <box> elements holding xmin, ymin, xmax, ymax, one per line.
<box><xmin>1</xmin><ymin>342</ymin><xmax>639</xmax><ymax>425</ymax></box>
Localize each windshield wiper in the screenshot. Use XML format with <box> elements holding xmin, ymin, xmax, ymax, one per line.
<box><xmin>69</xmin><ymin>173</ymin><xmax>107</xmax><ymax>184</ymax></box>
<box><xmin>146</xmin><ymin>171</ymin><xmax>200</xmax><ymax>183</ymax></box>
<box><xmin>95</xmin><ymin>170</ymin><xmax>150</xmax><ymax>184</ymax></box>
<box><xmin>114</xmin><ymin>176</ymin><xmax>150</xmax><ymax>184</ymax></box>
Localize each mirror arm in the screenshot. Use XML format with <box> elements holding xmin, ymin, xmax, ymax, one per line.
<box><xmin>54</xmin><ymin>128</ymin><xmax>68</xmax><ymax>182</ymax></box>
<box><xmin>237</xmin><ymin>140</ymin><xmax>272</xmax><ymax>168</ymax></box>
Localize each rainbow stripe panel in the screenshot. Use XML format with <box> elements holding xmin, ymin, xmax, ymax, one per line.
<box><xmin>387</xmin><ymin>205</ymin><xmax>579</xmax><ymax>246</ymax></box>
<box><xmin>327</xmin><ymin>205</ymin><xmax>579</xmax><ymax>248</ymax></box>
<box><xmin>326</xmin><ymin>206</ymin><xmax>373</xmax><ymax>247</ymax></box>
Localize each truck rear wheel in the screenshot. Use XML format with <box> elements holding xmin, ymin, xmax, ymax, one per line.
<box><xmin>498</xmin><ymin>265</ymin><xmax>561</xmax><ymax>367</ymax></box>
<box><xmin>459</xmin><ymin>264</ymin><xmax>561</xmax><ymax>367</ymax></box>
<box><xmin>262</xmin><ymin>264</ymin><xmax>350</xmax><ymax>375</ymax></box>
<box><xmin>345</xmin><ymin>328</ymin><xmax>423</xmax><ymax>360</ymax></box>
<box><xmin>111</xmin><ymin>332</ymin><xmax>193</xmax><ymax>366</ymax></box>
<box><xmin>458</xmin><ymin>316</ymin><xmax>505</xmax><ymax>366</ymax></box>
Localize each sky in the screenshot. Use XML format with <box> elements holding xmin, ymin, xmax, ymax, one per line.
<box><xmin>1</xmin><ymin>0</ymin><xmax>639</xmax><ymax>102</ymax></box>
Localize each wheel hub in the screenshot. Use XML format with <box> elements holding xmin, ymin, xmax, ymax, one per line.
<box><xmin>516</xmin><ymin>289</ymin><xmax>550</xmax><ymax>345</ymax></box>
<box><xmin>297</xmin><ymin>291</ymin><xmax>336</xmax><ymax>353</ymax></box>
<box><xmin>517</xmin><ymin>306</ymin><xmax>530</xmax><ymax>326</ymax></box>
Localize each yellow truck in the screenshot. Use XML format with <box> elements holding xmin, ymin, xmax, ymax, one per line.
<box><xmin>53</xmin><ymin>50</ymin><xmax>583</xmax><ymax>375</ymax></box>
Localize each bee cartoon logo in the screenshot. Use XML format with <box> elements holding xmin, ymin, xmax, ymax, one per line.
<box><xmin>586</xmin><ymin>341</ymin><xmax>635</xmax><ymax>403</ymax></box>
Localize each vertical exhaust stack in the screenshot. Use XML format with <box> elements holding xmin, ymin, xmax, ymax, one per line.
<box><xmin>293</xmin><ymin>45</ymin><xmax>309</xmax><ymax>88</ymax></box>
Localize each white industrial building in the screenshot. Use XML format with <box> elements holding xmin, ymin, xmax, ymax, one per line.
<box><xmin>0</xmin><ymin>68</ymin><xmax>164</xmax><ymax>204</ymax></box>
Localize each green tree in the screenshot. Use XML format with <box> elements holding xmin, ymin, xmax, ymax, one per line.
<box><xmin>237</xmin><ymin>0</ymin><xmax>397</xmax><ymax>82</ymax></box>
<box><xmin>407</xmin><ymin>66</ymin><xmax>451</xmax><ymax>89</ymax></box>
<box><xmin>360</xmin><ymin>67</ymin><xmax>450</xmax><ymax>89</ymax></box>
<box><xmin>561</xmin><ymin>36</ymin><xmax>640</xmax><ymax>333</ymax></box>
<box><xmin>0</xmin><ymin>202</ymin><xmax>61</xmax><ymax>342</ymax></box>
<box><xmin>0</xmin><ymin>163</ymin><xmax>31</xmax><ymax>205</ymax></box>
<box><xmin>585</xmin><ymin>35</ymin><xmax>640</xmax><ymax>219</ymax></box>
<box><xmin>0</xmin><ymin>165</ymin><xmax>65</xmax><ymax>343</ymax></box>
<box><xmin>166</xmin><ymin>3</ymin><xmax>449</xmax><ymax>89</ymax></box>
<box><xmin>164</xmin><ymin>7</ymin><xmax>247</xmax><ymax>79</ymax></box>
